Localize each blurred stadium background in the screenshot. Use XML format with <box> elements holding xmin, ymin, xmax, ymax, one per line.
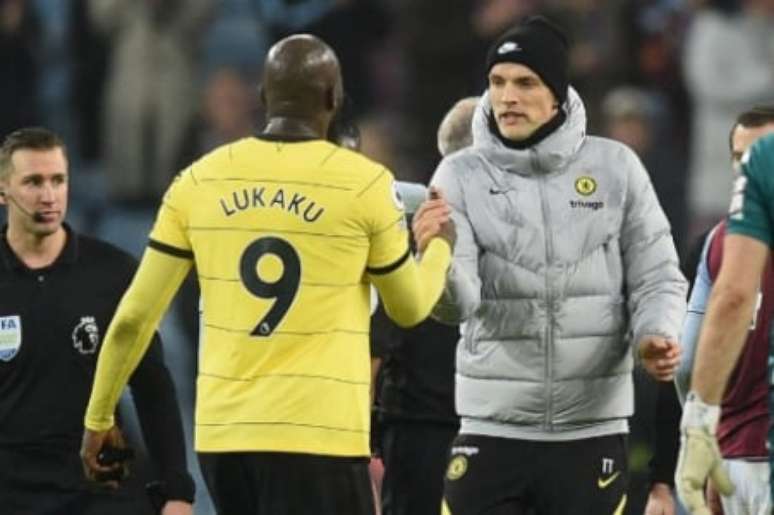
<box><xmin>3</xmin><ymin>0</ymin><xmax>774</xmax><ymax>513</ymax></box>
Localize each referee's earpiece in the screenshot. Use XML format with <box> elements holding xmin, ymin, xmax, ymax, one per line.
<box><xmin>0</xmin><ymin>190</ymin><xmax>44</xmax><ymax>222</ymax></box>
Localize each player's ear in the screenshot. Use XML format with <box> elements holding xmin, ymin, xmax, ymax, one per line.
<box><xmin>325</xmin><ymin>86</ymin><xmax>337</xmax><ymax>113</ymax></box>
<box><xmin>327</xmin><ymin>80</ymin><xmax>343</xmax><ymax>113</ymax></box>
<box><xmin>258</xmin><ymin>84</ymin><xmax>267</xmax><ymax>108</ymax></box>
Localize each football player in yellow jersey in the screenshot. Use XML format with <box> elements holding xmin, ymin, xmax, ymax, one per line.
<box><xmin>80</xmin><ymin>34</ymin><xmax>455</xmax><ymax>515</ymax></box>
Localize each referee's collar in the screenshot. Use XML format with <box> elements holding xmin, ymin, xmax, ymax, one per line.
<box><xmin>0</xmin><ymin>223</ymin><xmax>78</xmax><ymax>272</ymax></box>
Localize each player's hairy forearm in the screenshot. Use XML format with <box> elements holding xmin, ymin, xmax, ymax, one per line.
<box><xmin>690</xmin><ymin>280</ymin><xmax>757</xmax><ymax>404</ymax></box>
<box><xmin>689</xmin><ymin>234</ymin><xmax>768</xmax><ymax>404</ymax></box>
<box><xmin>84</xmin><ymin>249</ymin><xmax>191</xmax><ymax>431</ymax></box>
<box><xmin>371</xmin><ymin>238</ymin><xmax>451</xmax><ymax>328</ymax></box>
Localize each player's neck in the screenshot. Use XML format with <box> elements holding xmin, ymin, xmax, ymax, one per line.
<box><xmin>6</xmin><ymin>223</ymin><xmax>67</xmax><ymax>269</ymax></box>
<box><xmin>263</xmin><ymin>117</ymin><xmax>325</xmax><ymax>140</ymax></box>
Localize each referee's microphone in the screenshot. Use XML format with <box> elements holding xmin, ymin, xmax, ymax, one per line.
<box><xmin>0</xmin><ymin>191</ymin><xmax>47</xmax><ymax>223</ymax></box>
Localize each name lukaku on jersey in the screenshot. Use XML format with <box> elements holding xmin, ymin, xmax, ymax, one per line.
<box><xmin>219</xmin><ymin>186</ymin><xmax>325</xmax><ymax>223</ymax></box>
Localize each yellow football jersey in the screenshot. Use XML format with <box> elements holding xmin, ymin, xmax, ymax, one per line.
<box><xmin>149</xmin><ymin>136</ymin><xmax>410</xmax><ymax>456</ymax></box>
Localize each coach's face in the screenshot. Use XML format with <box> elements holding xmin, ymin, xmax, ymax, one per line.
<box><xmin>488</xmin><ymin>62</ymin><xmax>558</xmax><ymax>142</ymax></box>
<box><xmin>731</xmin><ymin>123</ymin><xmax>774</xmax><ymax>166</ymax></box>
<box><xmin>1</xmin><ymin>147</ymin><xmax>68</xmax><ymax>237</ymax></box>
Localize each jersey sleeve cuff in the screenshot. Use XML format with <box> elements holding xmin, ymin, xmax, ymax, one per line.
<box><xmin>428</xmin><ymin>236</ymin><xmax>452</xmax><ymax>256</ymax></box>
<box><xmin>84</xmin><ymin>413</ymin><xmax>116</xmax><ymax>432</ymax></box>
<box><xmin>366</xmin><ymin>248</ymin><xmax>411</xmax><ymax>275</ymax></box>
<box><xmin>148</xmin><ymin>239</ymin><xmax>194</xmax><ymax>259</ymax></box>
<box><xmin>726</xmin><ymin>223</ymin><xmax>774</xmax><ymax>248</ymax></box>
<box><xmin>163</xmin><ymin>471</ymin><xmax>196</xmax><ymax>503</ymax></box>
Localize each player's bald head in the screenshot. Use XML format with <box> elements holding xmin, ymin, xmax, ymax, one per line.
<box><xmin>261</xmin><ymin>34</ymin><xmax>343</xmax><ymax>119</ymax></box>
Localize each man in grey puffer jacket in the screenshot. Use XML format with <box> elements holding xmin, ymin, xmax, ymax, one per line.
<box><xmin>430</xmin><ymin>16</ymin><xmax>687</xmax><ymax>515</ymax></box>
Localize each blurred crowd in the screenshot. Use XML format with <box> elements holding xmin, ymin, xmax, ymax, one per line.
<box><xmin>4</xmin><ymin>0</ymin><xmax>774</xmax><ymax>254</ymax></box>
<box><xmin>3</xmin><ymin>0</ymin><xmax>774</xmax><ymax>513</ymax></box>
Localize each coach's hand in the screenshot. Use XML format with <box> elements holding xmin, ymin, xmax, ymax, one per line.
<box><xmin>675</xmin><ymin>393</ymin><xmax>734</xmax><ymax>515</ymax></box>
<box><xmin>644</xmin><ymin>482</ymin><xmax>675</xmax><ymax>515</ymax></box>
<box><xmin>412</xmin><ymin>187</ymin><xmax>456</xmax><ymax>253</ymax></box>
<box><xmin>80</xmin><ymin>425</ymin><xmax>128</xmax><ymax>489</ymax></box>
<box><xmin>638</xmin><ymin>336</ymin><xmax>681</xmax><ymax>381</ymax></box>
<box><xmin>162</xmin><ymin>501</ymin><xmax>193</xmax><ymax>515</ymax></box>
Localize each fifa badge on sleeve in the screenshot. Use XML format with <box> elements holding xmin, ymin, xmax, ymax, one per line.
<box><xmin>0</xmin><ymin>315</ymin><xmax>22</xmax><ymax>362</ymax></box>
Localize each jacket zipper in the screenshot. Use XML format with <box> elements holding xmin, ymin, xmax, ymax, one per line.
<box><xmin>537</xmin><ymin>163</ymin><xmax>555</xmax><ymax>431</ymax></box>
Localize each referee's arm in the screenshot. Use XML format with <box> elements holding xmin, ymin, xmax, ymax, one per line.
<box><xmin>85</xmin><ymin>244</ymin><xmax>192</xmax><ymax>431</ymax></box>
<box><xmin>130</xmin><ymin>334</ymin><xmax>195</xmax><ymax>503</ymax></box>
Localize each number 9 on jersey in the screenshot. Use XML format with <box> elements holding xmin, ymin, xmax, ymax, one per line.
<box><xmin>239</xmin><ymin>237</ymin><xmax>301</xmax><ymax>337</ymax></box>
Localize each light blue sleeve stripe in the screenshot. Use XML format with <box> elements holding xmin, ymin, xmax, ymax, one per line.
<box><xmin>395</xmin><ymin>181</ymin><xmax>427</xmax><ymax>215</ymax></box>
<box><xmin>675</xmin><ymin>227</ymin><xmax>718</xmax><ymax>403</ymax></box>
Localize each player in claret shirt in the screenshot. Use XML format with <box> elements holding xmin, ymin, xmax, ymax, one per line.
<box><xmin>677</xmin><ymin>126</ymin><xmax>774</xmax><ymax>513</ymax></box>
<box><xmin>674</xmin><ymin>106</ymin><xmax>774</xmax><ymax>515</ymax></box>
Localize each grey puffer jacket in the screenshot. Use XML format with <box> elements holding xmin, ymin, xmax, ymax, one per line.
<box><xmin>431</xmin><ymin>89</ymin><xmax>686</xmax><ymax>440</ymax></box>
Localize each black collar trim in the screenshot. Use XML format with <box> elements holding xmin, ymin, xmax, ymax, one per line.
<box><xmin>256</xmin><ymin>133</ymin><xmax>321</xmax><ymax>143</ymax></box>
<box><xmin>488</xmin><ymin>109</ymin><xmax>566</xmax><ymax>150</ymax></box>
<box><xmin>0</xmin><ymin>223</ymin><xmax>78</xmax><ymax>272</ymax></box>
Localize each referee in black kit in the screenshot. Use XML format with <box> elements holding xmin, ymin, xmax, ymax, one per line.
<box><xmin>0</xmin><ymin>127</ymin><xmax>194</xmax><ymax>515</ymax></box>
<box><xmin>371</xmin><ymin>97</ymin><xmax>478</xmax><ymax>515</ymax></box>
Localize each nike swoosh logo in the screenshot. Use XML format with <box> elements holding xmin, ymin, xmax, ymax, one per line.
<box><xmin>597</xmin><ymin>471</ymin><xmax>621</xmax><ymax>489</ymax></box>
<box><xmin>489</xmin><ymin>188</ymin><xmax>508</xmax><ymax>195</ymax></box>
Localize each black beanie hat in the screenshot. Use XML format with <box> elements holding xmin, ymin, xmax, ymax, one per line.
<box><xmin>486</xmin><ymin>16</ymin><xmax>569</xmax><ymax>104</ymax></box>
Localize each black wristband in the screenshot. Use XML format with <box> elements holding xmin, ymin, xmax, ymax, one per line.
<box><xmin>162</xmin><ymin>471</ymin><xmax>196</xmax><ymax>503</ymax></box>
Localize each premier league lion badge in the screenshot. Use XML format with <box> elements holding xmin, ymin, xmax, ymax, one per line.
<box><xmin>72</xmin><ymin>316</ymin><xmax>100</xmax><ymax>355</ymax></box>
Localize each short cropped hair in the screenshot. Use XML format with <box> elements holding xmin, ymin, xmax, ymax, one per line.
<box><xmin>0</xmin><ymin>127</ymin><xmax>66</xmax><ymax>181</ymax></box>
<box><xmin>437</xmin><ymin>97</ymin><xmax>479</xmax><ymax>157</ymax></box>
<box><xmin>729</xmin><ymin>105</ymin><xmax>774</xmax><ymax>152</ymax></box>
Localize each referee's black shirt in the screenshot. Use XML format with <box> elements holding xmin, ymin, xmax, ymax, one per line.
<box><xmin>371</xmin><ymin>305</ymin><xmax>459</xmax><ymax>425</ymax></box>
<box><xmin>0</xmin><ymin>224</ymin><xmax>193</xmax><ymax>506</ymax></box>
<box><xmin>370</xmin><ymin>222</ymin><xmax>459</xmax><ymax>426</ymax></box>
